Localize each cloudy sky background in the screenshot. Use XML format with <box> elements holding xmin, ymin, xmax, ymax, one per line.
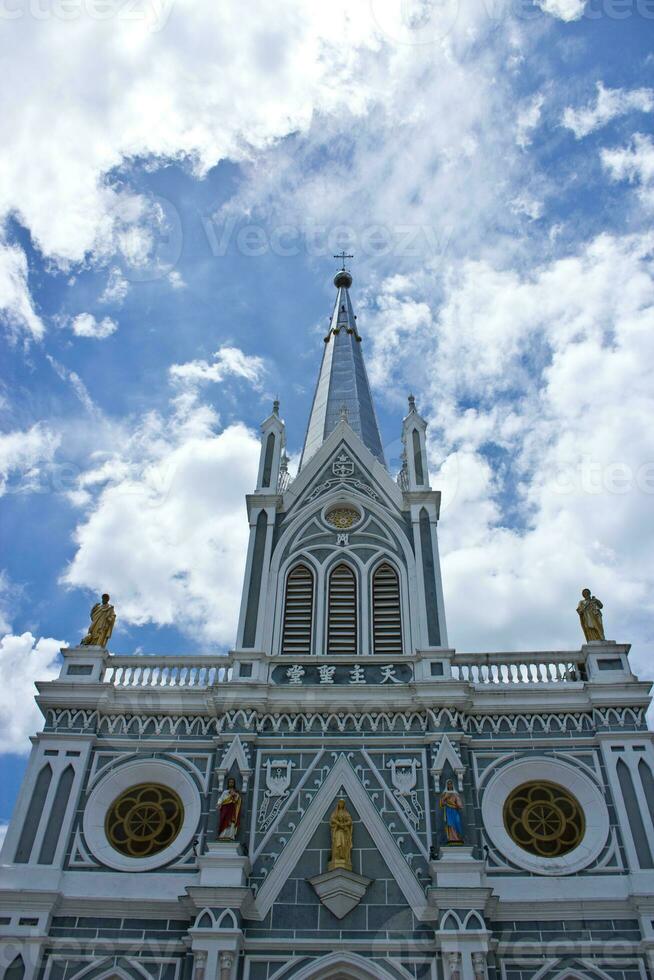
<box><xmin>1</xmin><ymin>0</ymin><xmax>653</xmax><ymax>833</ymax></box>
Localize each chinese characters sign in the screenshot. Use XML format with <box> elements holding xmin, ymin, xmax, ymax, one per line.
<box><xmin>271</xmin><ymin>662</ymin><xmax>413</xmax><ymax>686</ymax></box>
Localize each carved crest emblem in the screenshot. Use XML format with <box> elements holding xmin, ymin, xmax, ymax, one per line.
<box><xmin>258</xmin><ymin>759</ymin><xmax>296</xmax><ymax>832</ymax></box>
<box><xmin>265</xmin><ymin>759</ymin><xmax>294</xmax><ymax>796</ymax></box>
<box><xmin>388</xmin><ymin>758</ymin><xmax>423</xmax><ymax>828</ymax></box>
<box><xmin>332</xmin><ymin>452</ymin><xmax>354</xmax><ymax>477</ymax></box>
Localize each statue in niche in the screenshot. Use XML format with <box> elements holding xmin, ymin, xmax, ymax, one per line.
<box><xmin>80</xmin><ymin>593</ymin><xmax>116</xmax><ymax>648</ymax></box>
<box><xmin>577</xmin><ymin>588</ymin><xmax>605</xmax><ymax>642</ymax></box>
<box><xmin>328</xmin><ymin>798</ymin><xmax>353</xmax><ymax>871</ymax></box>
<box><xmin>216</xmin><ymin>776</ymin><xmax>242</xmax><ymax>841</ymax></box>
<box><xmin>440</xmin><ymin>779</ymin><xmax>464</xmax><ymax>844</ymax></box>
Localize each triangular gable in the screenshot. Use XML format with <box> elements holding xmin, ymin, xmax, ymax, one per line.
<box><xmin>430</xmin><ymin>736</ymin><xmax>465</xmax><ymax>791</ymax></box>
<box><xmin>217</xmin><ymin>736</ymin><xmax>252</xmax><ymax>790</ymax></box>
<box><xmin>284</xmin><ymin>421</ymin><xmax>403</xmax><ymax>515</ymax></box>
<box><xmin>251</xmin><ymin>753</ymin><xmax>427</xmax><ymax>920</ymax></box>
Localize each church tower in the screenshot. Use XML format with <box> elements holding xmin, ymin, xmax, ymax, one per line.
<box><xmin>1</xmin><ymin>265</ymin><xmax>653</xmax><ymax>980</ymax></box>
<box><xmin>236</xmin><ymin>264</ymin><xmax>447</xmax><ymax>659</ymax></box>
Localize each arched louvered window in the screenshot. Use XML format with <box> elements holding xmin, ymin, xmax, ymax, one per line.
<box><xmin>327</xmin><ymin>563</ymin><xmax>357</xmax><ymax>655</ymax></box>
<box><xmin>281</xmin><ymin>564</ymin><xmax>314</xmax><ymax>655</ymax></box>
<box><xmin>372</xmin><ymin>562</ymin><xmax>403</xmax><ymax>655</ymax></box>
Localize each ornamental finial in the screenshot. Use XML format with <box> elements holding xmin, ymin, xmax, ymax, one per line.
<box><xmin>333</xmin><ymin>252</ymin><xmax>353</xmax><ymax>289</ymax></box>
<box><xmin>408</xmin><ymin>393</ymin><xmax>416</xmax><ymax>412</ymax></box>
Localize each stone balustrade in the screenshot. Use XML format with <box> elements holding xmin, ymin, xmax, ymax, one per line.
<box><xmin>97</xmin><ymin>649</ymin><xmax>592</xmax><ymax>689</ymax></box>
<box><xmin>51</xmin><ymin>643</ymin><xmax>630</xmax><ymax>693</ymax></box>
<box><xmin>102</xmin><ymin>656</ymin><xmax>233</xmax><ymax>688</ymax></box>
<box><xmin>450</xmin><ymin>651</ymin><xmax>587</xmax><ymax>685</ymax></box>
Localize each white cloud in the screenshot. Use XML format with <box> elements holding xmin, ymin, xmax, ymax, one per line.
<box><xmin>0</xmin><ymin>241</ymin><xmax>44</xmax><ymax>341</ymax></box>
<box><xmin>510</xmin><ymin>193</ymin><xmax>544</xmax><ymax>220</ymax></box>
<box><xmin>563</xmin><ymin>82</ymin><xmax>654</xmax><ymax>139</ymax></box>
<box><xmin>0</xmin><ymin>572</ymin><xmax>12</xmax><ymax>635</ymax></box>
<box><xmin>516</xmin><ymin>94</ymin><xmax>544</xmax><ymax>149</ymax></box>
<box><xmin>62</xmin><ymin>401</ymin><xmax>260</xmax><ymax>646</ymax></box>
<box><xmin>167</xmin><ymin>270</ymin><xmax>186</xmax><ymax>290</ymax></box>
<box><xmin>0</xmin><ymin>633</ymin><xmax>62</xmax><ymax>753</ymax></box>
<box><xmin>0</xmin><ymin>3</ymin><xmax>418</xmax><ymax>268</ymax></box>
<box><xmin>534</xmin><ymin>0</ymin><xmax>586</xmax><ymax>21</ymax></box>
<box><xmin>364</xmin><ymin>232</ymin><xmax>654</xmax><ymax>676</ymax></box>
<box><xmin>99</xmin><ymin>267</ymin><xmax>129</xmax><ymax>305</ymax></box>
<box><xmin>46</xmin><ymin>356</ymin><xmax>99</xmax><ymax>415</ymax></box>
<box><xmin>170</xmin><ymin>345</ymin><xmax>266</xmax><ymax>390</ymax></box>
<box><xmin>602</xmin><ymin>133</ymin><xmax>654</xmax><ymax>210</ymax></box>
<box><xmin>210</xmin><ymin>7</ymin><xmax>540</xmax><ymax>288</ymax></box>
<box><xmin>0</xmin><ymin>423</ymin><xmax>60</xmax><ymax>496</ymax></box>
<box><xmin>69</xmin><ymin>313</ymin><xmax>118</xmax><ymax>339</ymax></box>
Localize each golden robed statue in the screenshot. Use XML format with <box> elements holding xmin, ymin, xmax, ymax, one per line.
<box><xmin>328</xmin><ymin>798</ymin><xmax>353</xmax><ymax>872</ymax></box>
<box><xmin>576</xmin><ymin>588</ymin><xmax>605</xmax><ymax>642</ymax></box>
<box><xmin>81</xmin><ymin>593</ymin><xmax>116</xmax><ymax>648</ymax></box>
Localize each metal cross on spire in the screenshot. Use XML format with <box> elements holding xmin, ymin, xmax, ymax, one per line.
<box><xmin>333</xmin><ymin>251</ymin><xmax>353</xmax><ymax>270</ymax></box>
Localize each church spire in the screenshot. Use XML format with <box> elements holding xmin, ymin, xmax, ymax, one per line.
<box><xmin>299</xmin><ymin>264</ymin><xmax>386</xmax><ymax>470</ymax></box>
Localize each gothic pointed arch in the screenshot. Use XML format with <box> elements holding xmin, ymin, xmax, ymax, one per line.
<box><xmin>327</xmin><ymin>561</ymin><xmax>357</xmax><ymax>655</ymax></box>
<box><xmin>281</xmin><ymin>561</ymin><xmax>315</xmax><ymax>655</ymax></box>
<box><xmin>371</xmin><ymin>559</ymin><xmax>402</xmax><ymax>655</ymax></box>
<box><xmin>4</xmin><ymin>956</ymin><xmax>25</xmax><ymax>980</ymax></box>
<box><xmin>38</xmin><ymin>763</ymin><xmax>75</xmax><ymax>863</ymax></box>
<box><xmin>616</xmin><ymin>758</ymin><xmax>653</xmax><ymax>868</ymax></box>
<box><xmin>261</xmin><ymin>431</ymin><xmax>276</xmax><ymax>488</ymax></box>
<box><xmin>14</xmin><ymin>761</ymin><xmax>52</xmax><ymax>863</ymax></box>
<box><xmin>285</xmin><ymin>952</ymin><xmax>399</xmax><ymax>980</ymax></box>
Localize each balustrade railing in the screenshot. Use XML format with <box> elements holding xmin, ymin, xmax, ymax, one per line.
<box><xmin>451</xmin><ymin>652</ymin><xmax>586</xmax><ymax>685</ymax></box>
<box><xmin>102</xmin><ymin>658</ymin><xmax>233</xmax><ymax>688</ymax></box>
<box><xmin>97</xmin><ymin>651</ymin><xmax>587</xmax><ymax>689</ymax></box>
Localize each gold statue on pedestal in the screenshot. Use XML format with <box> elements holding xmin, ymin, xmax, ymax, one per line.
<box><xmin>577</xmin><ymin>588</ymin><xmax>605</xmax><ymax>642</ymax></box>
<box><xmin>81</xmin><ymin>593</ymin><xmax>116</xmax><ymax>648</ymax></box>
<box><xmin>328</xmin><ymin>799</ymin><xmax>353</xmax><ymax>871</ymax></box>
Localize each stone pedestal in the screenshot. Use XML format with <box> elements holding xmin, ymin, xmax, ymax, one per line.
<box><xmin>429</xmin><ymin>847</ymin><xmax>494</xmax><ymax>916</ymax></box>
<box><xmin>58</xmin><ymin>645</ymin><xmax>107</xmax><ymax>683</ymax></box>
<box><xmin>309</xmin><ymin>868</ymin><xmax>372</xmax><ymax>919</ymax></box>
<box><xmin>430</xmin><ymin>846</ymin><xmax>485</xmax><ymax>888</ymax></box>
<box><xmin>197</xmin><ymin>842</ymin><xmax>250</xmax><ymax>888</ymax></box>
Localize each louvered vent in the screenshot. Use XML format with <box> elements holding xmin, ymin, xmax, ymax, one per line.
<box><xmin>372</xmin><ymin>563</ymin><xmax>402</xmax><ymax>655</ymax></box>
<box><xmin>281</xmin><ymin>564</ymin><xmax>314</xmax><ymax>655</ymax></box>
<box><xmin>327</xmin><ymin>563</ymin><xmax>357</xmax><ymax>655</ymax></box>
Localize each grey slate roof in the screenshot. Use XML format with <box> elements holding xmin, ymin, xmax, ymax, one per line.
<box><xmin>300</xmin><ymin>272</ymin><xmax>386</xmax><ymax>470</ymax></box>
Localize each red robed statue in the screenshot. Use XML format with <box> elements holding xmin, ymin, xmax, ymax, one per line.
<box><xmin>216</xmin><ymin>776</ymin><xmax>242</xmax><ymax>841</ymax></box>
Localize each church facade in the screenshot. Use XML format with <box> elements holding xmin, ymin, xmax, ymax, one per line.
<box><xmin>1</xmin><ymin>268</ymin><xmax>654</xmax><ymax>980</ymax></box>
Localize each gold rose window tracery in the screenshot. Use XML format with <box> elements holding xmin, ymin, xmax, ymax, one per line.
<box><xmin>503</xmin><ymin>781</ymin><xmax>584</xmax><ymax>858</ymax></box>
<box><xmin>325</xmin><ymin>506</ymin><xmax>360</xmax><ymax>529</ymax></box>
<box><xmin>105</xmin><ymin>783</ymin><xmax>184</xmax><ymax>858</ymax></box>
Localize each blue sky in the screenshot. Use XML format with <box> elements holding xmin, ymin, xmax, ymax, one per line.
<box><xmin>1</xmin><ymin>0</ymin><xmax>654</xmax><ymax>833</ymax></box>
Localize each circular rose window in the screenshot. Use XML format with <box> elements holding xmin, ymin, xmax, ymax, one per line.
<box><xmin>325</xmin><ymin>506</ymin><xmax>360</xmax><ymax>529</ymax></box>
<box><xmin>105</xmin><ymin>783</ymin><xmax>184</xmax><ymax>858</ymax></box>
<box><xmin>503</xmin><ymin>781</ymin><xmax>584</xmax><ymax>858</ymax></box>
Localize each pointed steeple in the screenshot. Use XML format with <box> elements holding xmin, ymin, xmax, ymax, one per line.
<box><xmin>300</xmin><ymin>266</ymin><xmax>385</xmax><ymax>470</ymax></box>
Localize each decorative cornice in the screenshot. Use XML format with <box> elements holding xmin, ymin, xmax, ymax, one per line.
<box><xmin>43</xmin><ymin>704</ymin><xmax>647</xmax><ymax>737</ymax></box>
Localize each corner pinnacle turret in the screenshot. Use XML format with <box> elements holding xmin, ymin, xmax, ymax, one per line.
<box><xmin>299</xmin><ymin>264</ymin><xmax>386</xmax><ymax>470</ymax></box>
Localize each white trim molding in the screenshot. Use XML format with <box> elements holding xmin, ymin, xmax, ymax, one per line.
<box><xmin>481</xmin><ymin>756</ymin><xmax>610</xmax><ymax>875</ymax></box>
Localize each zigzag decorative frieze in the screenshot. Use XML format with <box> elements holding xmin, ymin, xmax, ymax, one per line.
<box><xmin>44</xmin><ymin>705</ymin><xmax>646</xmax><ymax>737</ymax></box>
